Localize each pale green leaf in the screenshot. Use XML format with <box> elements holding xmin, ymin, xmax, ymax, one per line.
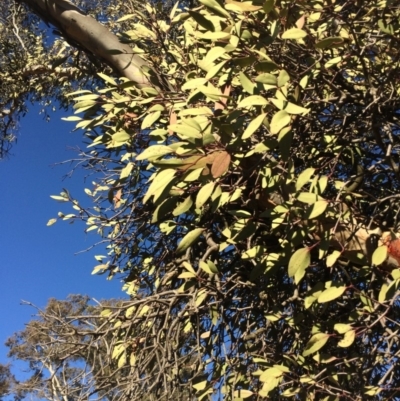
<box><xmin>296</xmin><ymin>168</ymin><xmax>315</xmax><ymax>191</ymax></box>
<box><xmin>97</xmin><ymin>72</ymin><xmax>117</xmax><ymax>86</ymax></box>
<box><xmin>243</xmin><ymin>113</ymin><xmax>266</xmax><ymax>139</ymax></box>
<box><xmin>119</xmin><ymin>163</ymin><xmax>133</xmax><ymax>180</ymax></box>
<box><xmin>334</xmin><ymin>323</ymin><xmax>352</xmax><ymax>334</ymax></box>
<box><xmin>338</xmin><ymin>329</ymin><xmax>356</xmax><ymax>348</ymax></box>
<box><xmin>233</xmin><ymin>390</ymin><xmax>253</xmax><ymax>399</ymax></box>
<box><xmin>168</xmin><ymin>123</ymin><xmax>202</xmax><ymax>139</ymax></box>
<box><xmin>182</xmin><ymin>78</ymin><xmax>208</xmax><ymax>91</ymax></box>
<box><xmin>196</xmin><ymin>182</ymin><xmax>215</xmax><ymax>208</ymax></box>
<box><xmin>372</xmin><ymin>245</ymin><xmax>388</xmax><ymax>266</ymax></box>
<box><xmin>270</xmin><ymin>110</ymin><xmax>290</xmax><ymax>134</ymax></box>
<box><xmin>239</xmin><ymin>72</ymin><xmax>255</xmax><ymax>94</ymax></box>
<box><xmin>288</xmin><ymin>248</ymin><xmax>310</xmax><ymax>279</ymax></box>
<box><xmin>255</xmin><ymin>73</ymin><xmax>277</xmax><ymax>85</ymax></box>
<box><xmin>173</xmin><ymin>196</ymin><xmax>193</xmax><ymax>216</ymax></box>
<box><xmin>326</xmin><ymin>250</ymin><xmax>341</xmax><ymax>267</ymax></box>
<box><xmin>303</xmin><ymin>333</ymin><xmax>329</xmax><ymax>356</ymax></box>
<box><xmin>378</xmin><ymin>283</ymin><xmax>388</xmax><ymax>302</ymax></box>
<box><xmin>277</xmin><ymin>70</ymin><xmax>290</xmax><ymax>87</ymax></box>
<box><xmin>318</xmin><ymin>286</ymin><xmax>346</xmax><ymax>303</ymax></box>
<box><xmin>141</xmin><ymin>111</ymin><xmax>161</xmax><ymax>129</ymax></box>
<box><xmin>136</xmin><ymin>145</ymin><xmax>174</xmax><ymax>161</ymax></box>
<box><xmin>325</xmin><ymin>56</ymin><xmax>342</xmax><ymax>68</ymax></box>
<box><xmin>238</xmin><ymin>95</ymin><xmax>268</xmax><ymax>108</ymax></box>
<box><xmin>297</xmin><ymin>192</ymin><xmax>319</xmax><ymax>204</ymax></box>
<box><xmin>282</xmin><ymin>28</ymin><xmax>307</xmax><ymax>39</ymax></box>
<box><xmin>176</xmin><ymin>228</ymin><xmax>204</xmax><ymax>254</ymax></box>
<box><xmin>306</xmin><ymin>200</ymin><xmax>328</xmax><ymax>219</ymax></box>
<box><xmin>50</xmin><ymin>195</ymin><xmax>68</xmax><ymax>202</ymax></box>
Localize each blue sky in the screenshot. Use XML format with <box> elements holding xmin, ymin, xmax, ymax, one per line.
<box><xmin>0</xmin><ymin>105</ymin><xmax>125</xmax><ymax>369</ymax></box>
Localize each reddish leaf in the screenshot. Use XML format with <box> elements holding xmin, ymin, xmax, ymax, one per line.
<box><xmin>211</xmin><ymin>151</ymin><xmax>231</xmax><ymax>178</ymax></box>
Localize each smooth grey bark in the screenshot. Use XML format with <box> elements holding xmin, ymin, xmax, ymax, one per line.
<box><xmin>18</xmin><ymin>0</ymin><xmax>154</xmax><ymax>87</ymax></box>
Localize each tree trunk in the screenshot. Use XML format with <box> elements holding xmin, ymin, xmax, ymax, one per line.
<box><xmin>18</xmin><ymin>0</ymin><xmax>153</xmax><ymax>87</ymax></box>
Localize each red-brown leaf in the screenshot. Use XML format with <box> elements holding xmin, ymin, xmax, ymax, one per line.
<box><xmin>211</xmin><ymin>151</ymin><xmax>231</xmax><ymax>178</ymax></box>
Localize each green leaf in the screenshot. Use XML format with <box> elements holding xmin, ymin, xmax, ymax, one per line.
<box><xmin>111</xmin><ymin>130</ymin><xmax>130</xmax><ymax>145</ymax></box>
<box><xmin>288</xmin><ymin>248</ymin><xmax>310</xmax><ymax>280</ymax></box>
<box><xmin>199</xmin><ymin>260</ymin><xmax>215</xmax><ymax>275</ymax></box>
<box><xmin>50</xmin><ymin>195</ymin><xmax>68</xmax><ymax>202</ymax></box>
<box><xmin>315</xmin><ymin>37</ymin><xmax>344</xmax><ymax>49</ymax></box>
<box><xmin>296</xmin><ymin>168</ymin><xmax>315</xmax><ymax>191</ymax></box>
<box><xmin>182</xmin><ymin>78</ymin><xmax>208</xmax><ymax>91</ymax></box>
<box><xmin>297</xmin><ymin>192</ymin><xmax>319</xmax><ymax>204</ymax></box>
<box><xmin>270</xmin><ymin>110</ymin><xmax>290</xmax><ymax>134</ymax></box>
<box><xmin>168</xmin><ymin>123</ymin><xmax>202</xmax><ymax>139</ymax></box>
<box><xmin>196</xmin><ymin>182</ymin><xmax>215</xmax><ymax>208</ymax></box>
<box><xmin>188</xmin><ymin>11</ymin><xmax>215</xmax><ymax>31</ymax></box>
<box><xmin>238</xmin><ymin>95</ymin><xmax>268</xmax><ymax>108</ymax></box>
<box><xmin>201</xmin><ymin>31</ymin><xmax>231</xmax><ymax>41</ymax></box>
<box><xmin>173</xmin><ymin>196</ymin><xmax>193</xmax><ymax>216</ymax></box>
<box><xmin>334</xmin><ymin>323</ymin><xmax>352</xmax><ymax>334</ymax></box>
<box><xmin>338</xmin><ymin>329</ymin><xmax>356</xmax><ymax>348</ymax></box>
<box><xmin>119</xmin><ymin>163</ymin><xmax>133</xmax><ymax>180</ymax></box>
<box><xmin>97</xmin><ymin>72</ymin><xmax>117</xmax><ymax>86</ymax></box>
<box><xmin>91</xmin><ymin>264</ymin><xmax>108</xmax><ymax>275</ymax></box>
<box><xmin>255</xmin><ymin>73</ymin><xmax>277</xmax><ymax>85</ymax></box>
<box><xmin>277</xmin><ymin>70</ymin><xmax>290</xmax><ymax>87</ymax></box>
<box><xmin>305</xmin><ymin>200</ymin><xmax>328</xmax><ymax>219</ymax></box>
<box><xmin>136</xmin><ymin>145</ymin><xmax>174</xmax><ymax>161</ymax></box>
<box><xmin>282</xmin><ymin>28</ymin><xmax>307</xmax><ymax>39</ymax></box>
<box><xmin>243</xmin><ymin>113</ymin><xmax>266</xmax><ymax>139</ymax></box>
<box><xmin>195</xmin><ymin>289</ymin><xmax>208</xmax><ymax>306</ymax></box>
<box><xmin>325</xmin><ymin>56</ymin><xmax>342</xmax><ymax>69</ymax></box>
<box><xmin>239</xmin><ymin>72</ymin><xmax>255</xmax><ymax>94</ymax></box>
<box><xmin>318</xmin><ymin>286</ymin><xmax>346</xmax><ymax>303</ymax></box>
<box><xmin>193</xmin><ymin>380</ymin><xmax>207</xmax><ymax>391</ymax></box>
<box><xmin>199</xmin><ymin>0</ymin><xmax>230</xmax><ymax>18</ymax></box>
<box><xmin>233</xmin><ymin>390</ymin><xmax>253</xmax><ymax>399</ymax></box>
<box><xmin>326</xmin><ymin>250</ymin><xmax>341</xmax><ymax>267</ymax></box>
<box><xmin>176</xmin><ymin>228</ymin><xmax>204</xmax><ymax>254</ymax></box>
<box><xmin>144</xmin><ymin>169</ymin><xmax>176</xmax><ymax>203</ymax></box>
<box><xmin>372</xmin><ymin>245</ymin><xmax>388</xmax><ymax>266</ymax></box>
<box><xmin>303</xmin><ymin>333</ymin><xmax>330</xmax><ymax>356</ymax></box>
<box><xmin>141</xmin><ymin>111</ymin><xmax>161</xmax><ymax>129</ymax></box>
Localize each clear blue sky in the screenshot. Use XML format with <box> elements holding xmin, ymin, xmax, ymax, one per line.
<box><xmin>0</xmin><ymin>105</ymin><xmax>125</xmax><ymax>367</ymax></box>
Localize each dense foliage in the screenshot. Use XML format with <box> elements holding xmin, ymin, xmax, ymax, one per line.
<box><xmin>3</xmin><ymin>0</ymin><xmax>400</xmax><ymax>400</ymax></box>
